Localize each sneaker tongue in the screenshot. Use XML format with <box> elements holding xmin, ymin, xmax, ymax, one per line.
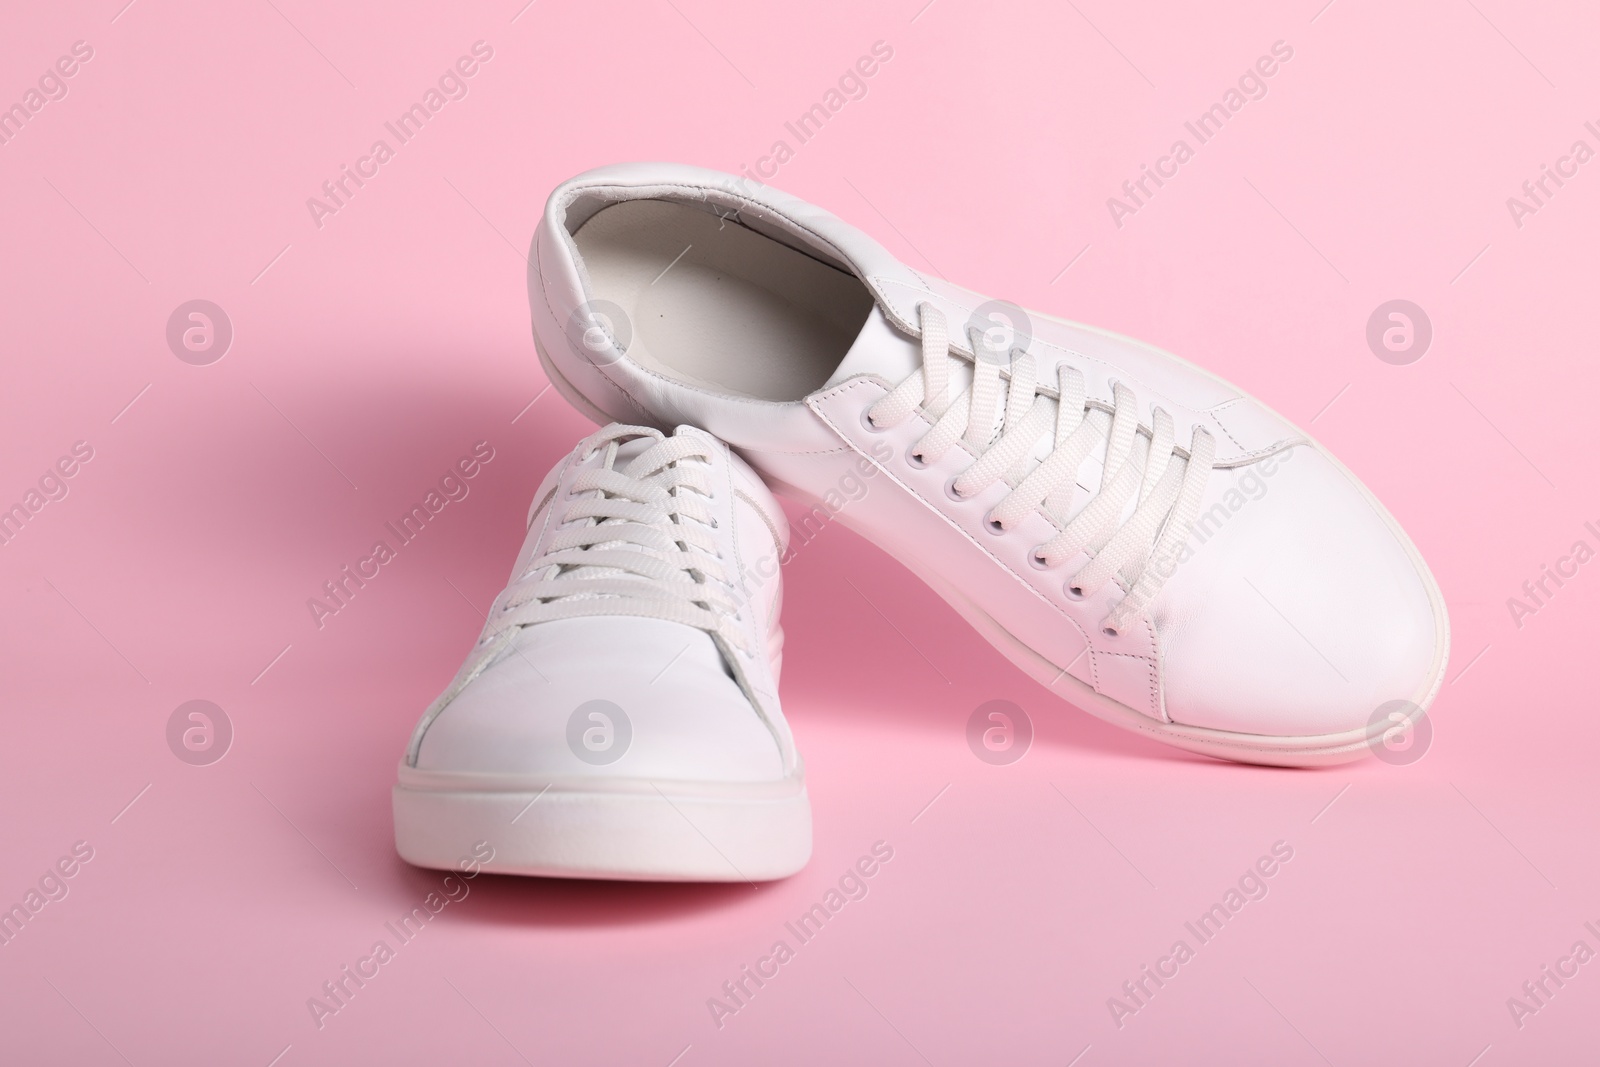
<box><xmin>822</xmin><ymin>303</ymin><xmax>921</xmax><ymax>388</ymax></box>
<box><xmin>558</xmin><ymin>431</ymin><xmax>699</xmax><ymax>591</ymax></box>
<box><xmin>824</xmin><ymin>301</ymin><xmax>982</xmax><ymax>413</ymax></box>
<box><xmin>607</xmin><ymin>435</ymin><xmax>659</xmax><ymax>467</ymax></box>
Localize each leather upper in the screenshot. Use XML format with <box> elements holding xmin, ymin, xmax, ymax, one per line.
<box><xmin>1151</xmin><ymin>445</ymin><xmax>1440</xmax><ymax>734</ymax></box>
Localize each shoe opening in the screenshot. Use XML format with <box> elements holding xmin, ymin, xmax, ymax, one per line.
<box><xmin>571</xmin><ymin>198</ymin><xmax>874</xmax><ymax>402</ymax></box>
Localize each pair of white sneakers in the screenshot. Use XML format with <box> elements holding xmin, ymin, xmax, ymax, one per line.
<box><xmin>393</xmin><ymin>164</ymin><xmax>1449</xmax><ymax>882</ymax></box>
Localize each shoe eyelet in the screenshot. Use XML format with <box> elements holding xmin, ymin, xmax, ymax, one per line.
<box><xmin>860</xmin><ymin>408</ymin><xmax>887</xmax><ymax>433</ymax></box>
<box><xmin>1027</xmin><ymin>548</ymin><xmax>1053</xmax><ymax>570</ymax></box>
<box><xmin>1064</xmin><ymin>583</ymin><xmax>1085</xmax><ymax>601</ymax></box>
<box><xmin>982</xmin><ymin>514</ymin><xmax>1006</xmax><ymax>535</ymax></box>
<box><xmin>1101</xmin><ymin>624</ymin><xmax>1120</xmax><ymax>638</ymax></box>
<box><xmin>944</xmin><ymin>477</ymin><xmax>967</xmax><ymax>502</ymax></box>
<box><xmin>906</xmin><ymin>446</ymin><xmax>929</xmax><ymax>470</ymax></box>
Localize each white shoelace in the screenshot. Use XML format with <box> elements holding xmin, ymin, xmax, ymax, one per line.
<box><xmin>493</xmin><ymin>426</ymin><xmax>750</xmax><ymax>655</ymax></box>
<box><xmin>866</xmin><ymin>302</ymin><xmax>1217</xmax><ymax>636</ymax></box>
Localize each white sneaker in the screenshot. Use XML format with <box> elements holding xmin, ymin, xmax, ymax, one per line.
<box><xmin>527</xmin><ymin>163</ymin><xmax>1450</xmax><ymax>766</ymax></box>
<box><xmin>393</xmin><ymin>423</ymin><xmax>810</xmax><ymax>880</ymax></box>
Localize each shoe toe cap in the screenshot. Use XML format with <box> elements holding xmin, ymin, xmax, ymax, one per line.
<box><xmin>414</xmin><ymin>618</ymin><xmax>787</xmax><ymax>782</ymax></box>
<box><xmin>1154</xmin><ymin>445</ymin><xmax>1448</xmax><ymax>738</ymax></box>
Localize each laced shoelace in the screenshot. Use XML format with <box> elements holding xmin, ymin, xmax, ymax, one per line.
<box><xmin>866</xmin><ymin>302</ymin><xmax>1217</xmax><ymax>636</ymax></box>
<box><xmin>491</xmin><ymin>427</ymin><xmax>751</xmax><ymax>656</ymax></box>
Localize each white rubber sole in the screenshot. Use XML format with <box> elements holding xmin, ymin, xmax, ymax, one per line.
<box><xmin>393</xmin><ymin>767</ymin><xmax>812</xmax><ymax>882</ymax></box>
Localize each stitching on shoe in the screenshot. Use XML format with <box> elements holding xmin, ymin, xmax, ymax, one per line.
<box><xmin>1091</xmin><ymin>650</ymin><xmax>1162</xmax><ymax>719</ymax></box>
<box><xmin>738</xmin><ymin>440</ymin><xmax>855</xmax><ymax>459</ymax></box>
<box><xmin>1133</xmin><ymin>614</ymin><xmax>1163</xmax><ymax>717</ymax></box>
<box><xmin>1206</xmin><ymin>397</ymin><xmax>1252</xmax><ymax>454</ymax></box>
<box><xmin>1205</xmin><ymin>398</ymin><xmax>1313</xmax><ymax>465</ymax></box>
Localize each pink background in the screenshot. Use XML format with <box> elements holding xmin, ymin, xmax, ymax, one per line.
<box><xmin>2</xmin><ymin>0</ymin><xmax>1597</xmax><ymax>1063</ymax></box>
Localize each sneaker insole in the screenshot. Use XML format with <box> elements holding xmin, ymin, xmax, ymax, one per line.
<box><xmin>573</xmin><ymin>199</ymin><xmax>873</xmax><ymax>402</ymax></box>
